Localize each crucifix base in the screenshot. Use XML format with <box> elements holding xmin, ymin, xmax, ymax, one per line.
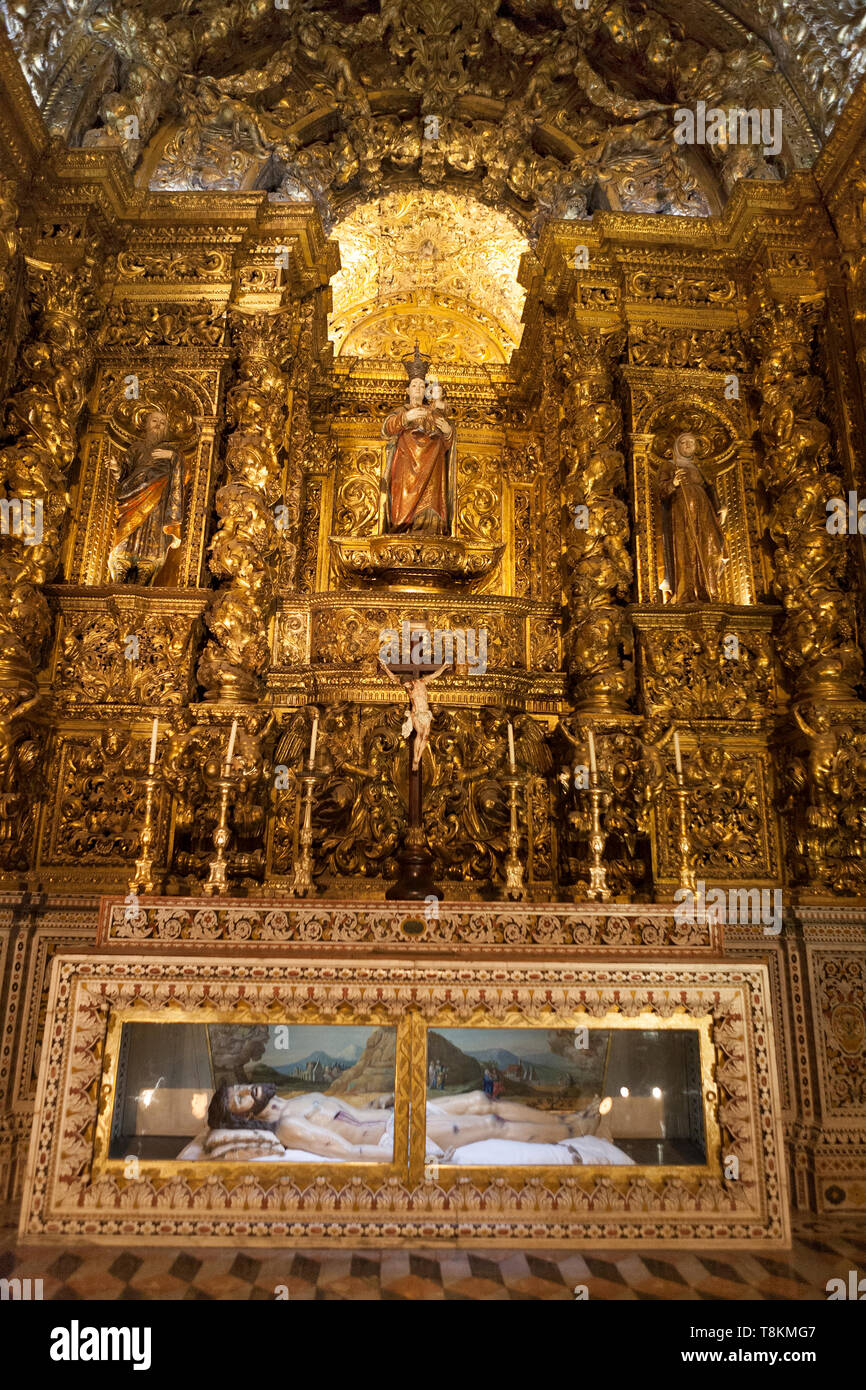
<box><xmin>385</xmin><ymin>836</ymin><xmax>444</xmax><ymax>902</ymax></box>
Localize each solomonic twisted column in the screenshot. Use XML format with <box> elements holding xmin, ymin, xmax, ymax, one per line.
<box><xmin>197</xmin><ymin>307</ymin><xmax>296</xmax><ymax>702</ymax></box>
<box><xmin>752</xmin><ymin>293</ymin><xmax>863</xmax><ymax>703</ymax></box>
<box><xmin>558</xmin><ymin>322</ymin><xmax>633</xmax><ymax>713</ymax></box>
<box><xmin>0</xmin><ymin>235</ymin><xmax>98</xmax><ymax>867</ymax></box>
<box><xmin>0</xmin><ymin>256</ymin><xmax>97</xmax><ymax>709</ymax></box>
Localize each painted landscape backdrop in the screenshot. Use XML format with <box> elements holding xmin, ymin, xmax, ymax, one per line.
<box><xmin>209</xmin><ymin>1024</ymin><xmax>396</xmax><ymax>1096</ymax></box>
<box><xmin>427</xmin><ymin>1028</ymin><xmax>610</xmax><ymax>1109</ymax></box>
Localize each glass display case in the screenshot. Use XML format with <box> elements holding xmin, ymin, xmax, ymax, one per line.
<box><xmin>108</xmin><ymin>1022</ymin><xmax>400</xmax><ymax>1164</ymax></box>
<box><xmin>101</xmin><ymin>1014</ymin><xmax>715</xmax><ymax>1174</ymax></box>
<box><xmin>425</xmin><ymin>1026</ymin><xmax>707</xmax><ymax>1167</ymax></box>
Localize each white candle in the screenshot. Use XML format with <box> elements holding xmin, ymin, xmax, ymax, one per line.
<box><xmin>673</xmin><ymin>730</ymin><xmax>683</xmax><ymax>776</ymax></box>
<box><xmin>224</xmin><ymin>717</ymin><xmax>237</xmax><ymax>774</ymax></box>
<box><xmin>507</xmin><ymin>721</ymin><xmax>516</xmax><ymax>772</ymax></box>
<box><xmin>148</xmin><ymin>717</ymin><xmax>158</xmax><ymax>773</ymax></box>
<box><xmin>308</xmin><ymin>712</ymin><xmax>319</xmax><ymax>770</ymax></box>
<box><xmin>587</xmin><ymin>728</ymin><xmax>597</xmax><ymax>777</ymax></box>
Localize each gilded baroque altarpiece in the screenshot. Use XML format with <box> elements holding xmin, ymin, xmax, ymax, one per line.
<box><xmin>0</xmin><ymin>16</ymin><xmax>864</xmax><ymax>1238</ymax></box>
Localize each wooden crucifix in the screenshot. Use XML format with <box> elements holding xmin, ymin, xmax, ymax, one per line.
<box><xmin>379</xmin><ymin>654</ymin><xmax>449</xmax><ymax>900</ymax></box>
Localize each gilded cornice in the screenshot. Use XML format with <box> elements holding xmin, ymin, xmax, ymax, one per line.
<box><xmin>0</xmin><ymin>27</ymin><xmax>45</xmax><ymax>182</ymax></box>
<box><xmin>523</xmin><ymin>173</ymin><xmax>838</xmax><ymax>315</ymax></box>
<box><xmin>815</xmin><ymin>72</ymin><xmax>866</xmax><ymax>208</ymax></box>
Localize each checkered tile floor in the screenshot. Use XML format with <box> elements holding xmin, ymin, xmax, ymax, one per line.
<box><xmin>2</xmin><ymin>1214</ymin><xmax>864</xmax><ymax>1299</ymax></box>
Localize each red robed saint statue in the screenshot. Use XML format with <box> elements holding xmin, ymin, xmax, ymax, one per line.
<box><xmin>382</xmin><ymin>343</ymin><xmax>456</xmax><ymax>535</ymax></box>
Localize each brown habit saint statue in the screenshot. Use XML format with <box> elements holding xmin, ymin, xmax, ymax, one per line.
<box><xmin>382</xmin><ymin>344</ymin><xmax>454</xmax><ymax>535</ymax></box>
<box><xmin>658</xmin><ymin>430</ymin><xmax>728</xmax><ymax>603</ymax></box>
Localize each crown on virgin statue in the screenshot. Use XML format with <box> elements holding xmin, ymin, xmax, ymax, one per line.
<box><xmin>401</xmin><ymin>340</ymin><xmax>433</xmax><ymax>382</ymax></box>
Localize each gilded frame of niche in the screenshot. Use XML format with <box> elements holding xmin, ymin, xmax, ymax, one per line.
<box><xmin>320</xmin><ymin>359</ymin><xmax>535</xmax><ymax>601</ymax></box>
<box><xmin>627</xmin><ymin>380</ymin><xmax>758</xmax><ymax>608</ymax></box>
<box><xmin>89</xmin><ymin>1007</ymin><xmax>719</xmax><ymax>1188</ymax></box>
<box><xmin>19</xmin><ymin>953</ymin><xmax>790</xmax><ymax>1246</ymax></box>
<box><xmin>67</xmin><ymin>361</ymin><xmax>223</xmax><ymax>590</ymax></box>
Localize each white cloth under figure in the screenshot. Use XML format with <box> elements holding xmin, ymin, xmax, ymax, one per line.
<box><xmin>441</xmin><ymin>1136</ymin><xmax>635</xmax><ymax>1166</ymax></box>
<box><xmin>176</xmin><ymin>1129</ymin><xmax>343</xmax><ymax>1163</ymax></box>
<box><xmin>377</xmin><ymin>1109</ymin><xmax>395</xmax><ymax>1155</ymax></box>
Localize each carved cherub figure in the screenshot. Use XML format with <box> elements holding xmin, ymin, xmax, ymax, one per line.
<box><xmin>792</xmin><ymin>700</ymin><xmax>852</xmax><ymax>826</ymax></box>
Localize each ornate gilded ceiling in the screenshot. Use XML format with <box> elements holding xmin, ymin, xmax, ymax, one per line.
<box><xmin>3</xmin><ymin>1</ymin><xmax>863</xmax><ymax>231</ymax></box>
<box><xmin>329</xmin><ymin>189</ymin><xmax>527</xmax><ymax>363</ymax></box>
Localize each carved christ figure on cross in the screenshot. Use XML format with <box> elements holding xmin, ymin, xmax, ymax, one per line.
<box><xmin>379</xmin><ymin>657</ymin><xmax>448</xmax><ymax>770</ymax></box>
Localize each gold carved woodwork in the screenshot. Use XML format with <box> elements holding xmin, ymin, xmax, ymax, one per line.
<box><xmin>99</xmin><ymin>299</ymin><xmax>227</xmax><ymax>350</ymax></box>
<box><xmin>752</xmin><ymin>291</ymin><xmax>864</xmax><ymax>704</ymax></box>
<box><xmin>198</xmin><ymin>305</ymin><xmax>296</xmax><ymax>702</ymax></box>
<box><xmin>269</xmin><ymin>702</ymin><xmax>553</xmax><ymax>894</ymax></box>
<box><xmin>0</xmin><ymin>73</ymin><xmax>863</xmax><ymax>914</ymax></box>
<box><xmin>650</xmin><ymin>734</ymin><xmax>780</xmax><ymax>885</ymax></box>
<box><xmin>329</xmin><ymin>190</ymin><xmax>527</xmax><ymax>365</ymax></box>
<box><xmin>0</xmin><ymin>252</ymin><xmax>99</xmax><ymax>703</ymax></box>
<box><xmin>629</xmin><ymin>389</ymin><xmax>757</xmax><ymax>609</ymax></box>
<box><xmin>628</xmin><ymin>323</ymin><xmax>747</xmax><ymax>372</ymax></box>
<box><xmin>161</xmin><ymin>706</ymin><xmax>276</xmax><ymax>888</ymax></box>
<box><xmin>41</xmin><ymin>727</ymin><xmax>158</xmax><ymax>869</ymax></box>
<box><xmin>51</xmin><ymin>594</ymin><xmax>205</xmax><ymax>707</ymax></box>
<box><xmin>70</xmin><ymin>368</ymin><xmax>217</xmax><ymax>589</ymax></box>
<box><xmin>558</xmin><ymin>322</ymin><xmax>634</xmax><ymax>714</ymax></box>
<box><xmin>114</xmin><ymin>249</ymin><xmax>229</xmax><ymax>282</ymax></box>
<box><xmin>633</xmin><ymin>608</ymin><xmax>777</xmax><ymax>719</ymax></box>
<box><xmin>781</xmin><ymin>704</ymin><xmax>866</xmax><ymax>893</ymax></box>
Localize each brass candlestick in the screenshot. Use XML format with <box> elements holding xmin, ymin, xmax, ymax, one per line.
<box><xmin>130</xmin><ymin>768</ymin><xmax>160</xmax><ymax>895</ymax></box>
<box><xmin>502</xmin><ymin>771</ymin><xmax>526</xmax><ymax>901</ymax></box>
<box><xmin>287</xmin><ymin>767</ymin><xmax>323</xmax><ymax>898</ymax></box>
<box><xmin>585</xmin><ymin>773</ymin><xmax>611</xmax><ymax>902</ymax></box>
<box><xmin>203</xmin><ymin>774</ymin><xmax>235</xmax><ymax>897</ymax></box>
<box><xmin>673</xmin><ymin>772</ymin><xmax>694</xmax><ymax>890</ymax></box>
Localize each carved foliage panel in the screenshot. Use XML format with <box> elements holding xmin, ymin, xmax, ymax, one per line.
<box><xmin>655</xmin><ymin>742</ymin><xmax>780</xmax><ymax>882</ymax></box>
<box><xmin>40</xmin><ymin>730</ymin><xmax>167</xmax><ymax>868</ymax></box>
<box><xmin>269</xmin><ymin>704</ymin><xmax>550</xmax><ymax>887</ymax></box>
<box><xmin>297</xmin><ymin>475</ymin><xmax>325</xmax><ymax>595</ymax></box>
<box><xmin>310</xmin><ymin>602</ymin><xmax>525</xmax><ymax>670</ymax></box>
<box><xmin>52</xmin><ymin>600</ymin><xmax>205</xmax><ymax>707</ymax></box>
<box><xmin>810</xmin><ymin>948</ymin><xmax>866</xmax><ymax>1120</ymax></box>
<box><xmin>332</xmin><ymin>444</ymin><xmax>381</xmax><ymax>539</ymax></box>
<box><xmin>635</xmin><ymin>616</ymin><xmax>777</xmax><ymax>718</ymax></box>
